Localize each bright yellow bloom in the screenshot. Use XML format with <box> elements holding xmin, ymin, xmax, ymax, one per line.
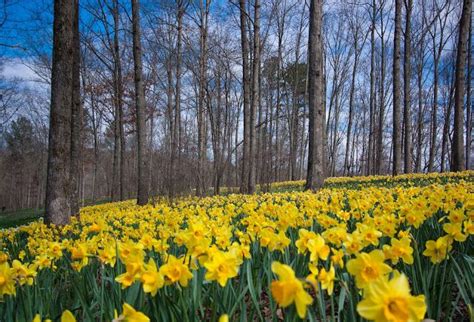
<box><xmin>48</xmin><ymin>242</ymin><xmax>63</xmax><ymax>259</ymax></box>
<box><xmin>347</xmin><ymin>250</ymin><xmax>392</xmax><ymax>289</ymax></box>
<box><xmin>331</xmin><ymin>249</ymin><xmax>345</xmax><ymax>268</ymax></box>
<box><xmin>307</xmin><ymin>235</ymin><xmax>330</xmax><ymax>264</ymax></box>
<box><xmin>443</xmin><ymin>222</ymin><xmax>467</xmax><ymax>242</ymax></box>
<box><xmin>159</xmin><ymin>255</ymin><xmax>192</xmax><ymax>287</ymax></box>
<box><xmin>115</xmin><ymin>260</ymin><xmax>143</xmax><ymax>289</ymax></box>
<box><xmin>12</xmin><ymin>260</ymin><xmax>36</xmax><ymax>286</ymax></box>
<box><xmin>0</xmin><ymin>251</ymin><xmax>9</xmax><ymax>264</ymax></box>
<box><xmin>218</xmin><ymin>314</ymin><xmax>229</xmax><ymax>322</ymax></box>
<box><xmin>270</xmin><ymin>261</ymin><xmax>313</xmax><ymax>318</ymax></box>
<box><xmin>32</xmin><ymin>314</ymin><xmax>52</xmax><ymax>322</ymax></box>
<box><xmin>357</xmin><ymin>274</ymin><xmax>426</xmax><ymax>322</ymax></box>
<box><xmin>61</xmin><ymin>310</ymin><xmax>76</xmax><ymax>322</ymax></box>
<box><xmin>0</xmin><ymin>262</ymin><xmax>16</xmax><ymax>297</ymax></box>
<box><xmin>113</xmin><ymin>303</ymin><xmax>150</xmax><ymax>322</ymax></box>
<box><xmin>70</xmin><ymin>243</ymin><xmax>89</xmax><ymax>271</ymax></box>
<box><xmin>318</xmin><ymin>265</ymin><xmax>335</xmax><ymax>295</ymax></box>
<box><xmin>423</xmin><ymin>236</ymin><xmax>452</xmax><ymax>264</ymax></box>
<box><xmin>98</xmin><ymin>241</ymin><xmax>117</xmax><ymax>267</ymax></box>
<box><xmin>204</xmin><ymin>251</ymin><xmax>240</xmax><ymax>287</ymax></box>
<box><xmin>295</xmin><ymin>229</ymin><xmax>317</xmax><ymax>254</ymax></box>
<box><xmin>464</xmin><ymin>220</ymin><xmax>474</xmax><ymax>235</ymax></box>
<box><xmin>383</xmin><ymin>237</ymin><xmax>414</xmax><ymax>265</ymax></box>
<box><xmin>140</xmin><ymin>259</ymin><xmax>164</xmax><ymax>296</ymax></box>
<box><xmin>306</xmin><ymin>262</ymin><xmax>319</xmax><ymax>291</ymax></box>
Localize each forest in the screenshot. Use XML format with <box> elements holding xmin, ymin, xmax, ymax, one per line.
<box><xmin>0</xmin><ymin>0</ymin><xmax>472</xmax><ymax>321</ymax></box>
<box><xmin>0</xmin><ymin>0</ymin><xmax>470</xmax><ymax>214</ymax></box>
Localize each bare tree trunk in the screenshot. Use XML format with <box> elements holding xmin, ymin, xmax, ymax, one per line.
<box><xmin>174</xmin><ymin>1</ymin><xmax>186</xmax><ymax>190</ymax></box>
<box><xmin>466</xmin><ymin>14</ymin><xmax>472</xmax><ymax>170</ymax></box>
<box><xmin>441</xmin><ymin>77</ymin><xmax>455</xmax><ymax>172</ymax></box>
<box><xmin>131</xmin><ymin>0</ymin><xmax>149</xmax><ymax>205</ymax></box>
<box><xmin>393</xmin><ymin>0</ymin><xmax>402</xmax><ymax>175</ymax></box>
<box><xmin>415</xmin><ymin>60</ymin><xmax>424</xmax><ymax>173</ymax></box>
<box><xmin>113</xmin><ymin>0</ymin><xmax>126</xmax><ymax>201</ymax></box>
<box><xmin>45</xmin><ymin>0</ymin><xmax>75</xmax><ymax>225</ymax></box>
<box><xmin>197</xmin><ymin>0</ymin><xmax>211</xmax><ymax>196</ymax></box>
<box><xmin>248</xmin><ymin>0</ymin><xmax>259</xmax><ymax>194</ymax></box>
<box><xmin>368</xmin><ymin>0</ymin><xmax>376</xmax><ymax>175</ymax></box>
<box><xmin>376</xmin><ymin>3</ymin><xmax>386</xmax><ymax>175</ymax></box>
<box><xmin>403</xmin><ymin>0</ymin><xmax>413</xmax><ymax>173</ymax></box>
<box><xmin>451</xmin><ymin>0</ymin><xmax>471</xmax><ymax>171</ymax></box>
<box><xmin>305</xmin><ymin>0</ymin><xmax>324</xmax><ymax>191</ymax></box>
<box><xmin>70</xmin><ymin>0</ymin><xmax>81</xmax><ymax>216</ymax></box>
<box><xmin>344</xmin><ymin>21</ymin><xmax>362</xmax><ymax>175</ymax></box>
<box><xmin>239</xmin><ymin>0</ymin><xmax>250</xmax><ymax>193</ymax></box>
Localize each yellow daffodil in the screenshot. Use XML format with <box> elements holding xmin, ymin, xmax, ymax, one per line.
<box><xmin>140</xmin><ymin>259</ymin><xmax>164</xmax><ymax>296</ymax></box>
<box><xmin>347</xmin><ymin>250</ymin><xmax>392</xmax><ymax>289</ymax></box>
<box><xmin>307</xmin><ymin>235</ymin><xmax>330</xmax><ymax>264</ymax></box>
<box><xmin>382</xmin><ymin>237</ymin><xmax>414</xmax><ymax>265</ymax></box>
<box><xmin>270</xmin><ymin>261</ymin><xmax>313</xmax><ymax>318</ymax></box>
<box><xmin>113</xmin><ymin>303</ymin><xmax>150</xmax><ymax>322</ymax></box>
<box><xmin>423</xmin><ymin>236</ymin><xmax>452</xmax><ymax>264</ymax></box>
<box><xmin>318</xmin><ymin>265</ymin><xmax>335</xmax><ymax>295</ymax></box>
<box><xmin>204</xmin><ymin>251</ymin><xmax>240</xmax><ymax>287</ymax></box>
<box><xmin>60</xmin><ymin>310</ymin><xmax>76</xmax><ymax>322</ymax></box>
<box><xmin>357</xmin><ymin>274</ymin><xmax>426</xmax><ymax>322</ymax></box>
<box><xmin>0</xmin><ymin>262</ymin><xmax>16</xmax><ymax>297</ymax></box>
<box><xmin>159</xmin><ymin>255</ymin><xmax>192</xmax><ymax>287</ymax></box>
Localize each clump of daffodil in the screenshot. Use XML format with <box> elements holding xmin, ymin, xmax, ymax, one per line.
<box><xmin>318</xmin><ymin>265</ymin><xmax>336</xmax><ymax>295</ymax></box>
<box><xmin>347</xmin><ymin>250</ymin><xmax>392</xmax><ymax>289</ymax></box>
<box><xmin>113</xmin><ymin>303</ymin><xmax>150</xmax><ymax>322</ymax></box>
<box><xmin>270</xmin><ymin>261</ymin><xmax>313</xmax><ymax>318</ymax></box>
<box><xmin>357</xmin><ymin>273</ymin><xmax>426</xmax><ymax>322</ymax></box>
<box><xmin>0</xmin><ymin>262</ymin><xmax>16</xmax><ymax>298</ymax></box>
<box><xmin>382</xmin><ymin>237</ymin><xmax>414</xmax><ymax>265</ymax></box>
<box><xmin>159</xmin><ymin>255</ymin><xmax>193</xmax><ymax>287</ymax></box>
<box><xmin>204</xmin><ymin>249</ymin><xmax>241</xmax><ymax>287</ymax></box>
<box><xmin>423</xmin><ymin>235</ymin><xmax>452</xmax><ymax>264</ymax></box>
<box><xmin>140</xmin><ymin>259</ymin><xmax>164</xmax><ymax>296</ymax></box>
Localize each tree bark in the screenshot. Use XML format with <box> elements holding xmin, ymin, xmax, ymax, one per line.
<box><xmin>70</xmin><ymin>0</ymin><xmax>81</xmax><ymax>216</ymax></box>
<box><xmin>305</xmin><ymin>0</ymin><xmax>325</xmax><ymax>191</ymax></box>
<box><xmin>368</xmin><ymin>0</ymin><xmax>376</xmax><ymax>175</ymax></box>
<box><xmin>197</xmin><ymin>0</ymin><xmax>210</xmax><ymax>196</ymax></box>
<box><xmin>466</xmin><ymin>14</ymin><xmax>472</xmax><ymax>170</ymax></box>
<box><xmin>131</xmin><ymin>0</ymin><xmax>149</xmax><ymax>205</ymax></box>
<box><xmin>248</xmin><ymin>0</ymin><xmax>259</xmax><ymax>194</ymax></box>
<box><xmin>392</xmin><ymin>0</ymin><xmax>402</xmax><ymax>175</ymax></box>
<box><xmin>403</xmin><ymin>0</ymin><xmax>413</xmax><ymax>173</ymax></box>
<box><xmin>239</xmin><ymin>0</ymin><xmax>250</xmax><ymax>193</ymax></box>
<box><xmin>45</xmin><ymin>0</ymin><xmax>75</xmax><ymax>225</ymax></box>
<box><xmin>451</xmin><ymin>0</ymin><xmax>471</xmax><ymax>171</ymax></box>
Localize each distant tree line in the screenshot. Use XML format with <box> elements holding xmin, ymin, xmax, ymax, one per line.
<box><xmin>0</xmin><ymin>0</ymin><xmax>471</xmax><ymax>224</ymax></box>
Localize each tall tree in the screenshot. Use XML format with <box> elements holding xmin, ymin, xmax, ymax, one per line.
<box><xmin>368</xmin><ymin>0</ymin><xmax>376</xmax><ymax>175</ymax></box>
<box><xmin>239</xmin><ymin>0</ymin><xmax>251</xmax><ymax>193</ymax></box>
<box><xmin>451</xmin><ymin>0</ymin><xmax>471</xmax><ymax>171</ymax></box>
<box><xmin>45</xmin><ymin>0</ymin><xmax>76</xmax><ymax>225</ymax></box>
<box><xmin>113</xmin><ymin>0</ymin><xmax>126</xmax><ymax>201</ymax></box>
<box><xmin>392</xmin><ymin>0</ymin><xmax>402</xmax><ymax>175</ymax></box>
<box><xmin>403</xmin><ymin>0</ymin><xmax>413</xmax><ymax>173</ymax></box>
<box><xmin>196</xmin><ymin>0</ymin><xmax>211</xmax><ymax>196</ymax></box>
<box><xmin>466</xmin><ymin>13</ymin><xmax>472</xmax><ymax>170</ymax></box>
<box><xmin>305</xmin><ymin>0</ymin><xmax>325</xmax><ymax>190</ymax></box>
<box><xmin>248</xmin><ymin>0</ymin><xmax>260</xmax><ymax>194</ymax></box>
<box><xmin>70</xmin><ymin>0</ymin><xmax>81</xmax><ymax>215</ymax></box>
<box><xmin>131</xmin><ymin>0</ymin><xmax>149</xmax><ymax>205</ymax></box>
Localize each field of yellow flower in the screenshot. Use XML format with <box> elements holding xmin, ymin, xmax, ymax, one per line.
<box><xmin>0</xmin><ymin>171</ymin><xmax>473</xmax><ymax>321</ymax></box>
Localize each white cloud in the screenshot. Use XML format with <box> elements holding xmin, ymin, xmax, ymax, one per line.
<box><xmin>1</xmin><ymin>59</ymin><xmax>38</xmax><ymax>82</ymax></box>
